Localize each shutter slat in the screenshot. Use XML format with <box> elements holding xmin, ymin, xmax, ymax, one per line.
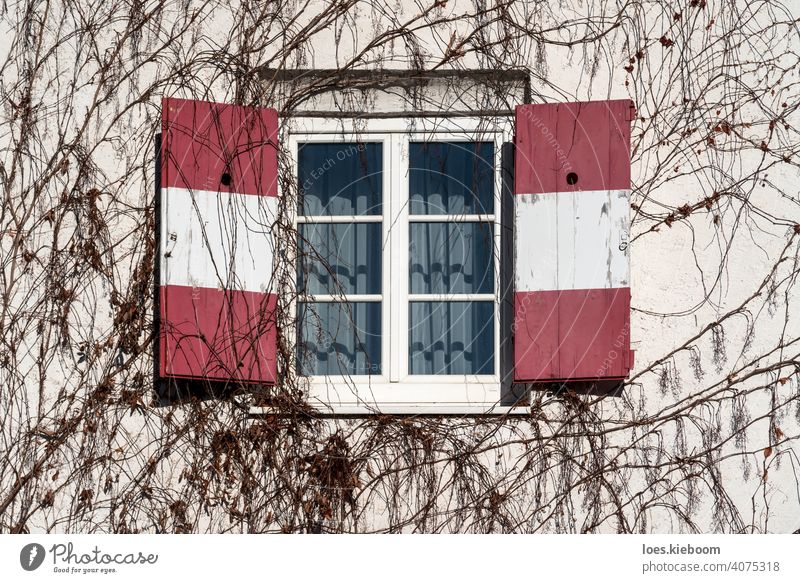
<box><xmin>514</xmin><ymin>99</ymin><xmax>634</xmax><ymax>383</ymax></box>
<box><xmin>158</xmin><ymin>98</ymin><xmax>279</xmax><ymax>388</ymax></box>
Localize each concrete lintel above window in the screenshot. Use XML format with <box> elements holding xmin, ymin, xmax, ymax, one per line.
<box><xmin>260</xmin><ymin>68</ymin><xmax>530</xmax><ymax>118</ymax></box>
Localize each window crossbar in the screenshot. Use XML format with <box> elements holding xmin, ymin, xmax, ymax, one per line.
<box><xmin>408</xmin><ymin>294</ymin><xmax>495</xmax><ymax>302</ymax></box>
<box><xmin>408</xmin><ymin>214</ymin><xmax>494</xmax><ymax>223</ymax></box>
<box><xmin>300</xmin><ymin>294</ymin><xmax>382</xmax><ymax>302</ymax></box>
<box><xmin>297</xmin><ymin>215</ymin><xmax>383</xmax><ymax>223</ymax></box>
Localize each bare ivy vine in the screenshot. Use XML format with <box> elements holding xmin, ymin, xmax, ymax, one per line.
<box><xmin>1</xmin><ymin>0</ymin><xmax>799</xmax><ymax>533</ymax></box>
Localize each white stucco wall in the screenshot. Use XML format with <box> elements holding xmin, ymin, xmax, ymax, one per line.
<box><xmin>1</xmin><ymin>0</ymin><xmax>798</xmax><ymax>533</ymax></box>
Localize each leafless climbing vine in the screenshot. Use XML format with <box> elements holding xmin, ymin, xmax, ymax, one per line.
<box><xmin>1</xmin><ymin>0</ymin><xmax>800</xmax><ymax>533</ymax></box>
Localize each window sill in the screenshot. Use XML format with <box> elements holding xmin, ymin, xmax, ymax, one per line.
<box><xmin>246</xmin><ymin>377</ymin><xmax>527</xmax><ymax>416</ymax></box>
<box><xmin>249</xmin><ymin>402</ymin><xmax>530</xmax><ymax>417</ymax></box>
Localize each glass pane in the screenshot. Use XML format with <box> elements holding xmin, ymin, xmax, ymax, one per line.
<box><xmin>299</xmin><ymin>223</ymin><xmax>382</xmax><ymax>295</ymax></box>
<box><xmin>298</xmin><ymin>302</ymin><xmax>382</xmax><ymax>376</ymax></box>
<box><xmin>409</xmin><ymin>301</ymin><xmax>494</xmax><ymax>375</ymax></box>
<box><xmin>410</xmin><ymin>222</ymin><xmax>493</xmax><ymax>295</ymax></box>
<box><xmin>298</xmin><ymin>143</ymin><xmax>382</xmax><ymax>216</ymax></box>
<box><xmin>409</xmin><ymin>142</ymin><xmax>494</xmax><ymax>215</ymax></box>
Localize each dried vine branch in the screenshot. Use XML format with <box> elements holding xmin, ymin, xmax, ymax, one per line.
<box><xmin>1</xmin><ymin>0</ymin><xmax>799</xmax><ymax>533</ymax></box>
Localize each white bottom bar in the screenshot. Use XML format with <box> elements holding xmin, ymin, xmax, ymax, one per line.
<box><xmin>250</xmin><ymin>403</ymin><xmax>530</xmax><ymax>416</ymax></box>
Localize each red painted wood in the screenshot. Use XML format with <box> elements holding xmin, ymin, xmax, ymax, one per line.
<box><xmin>160</xmin><ymin>285</ymin><xmax>277</xmax><ymax>383</ymax></box>
<box><xmin>162</xmin><ymin>97</ymin><xmax>278</xmax><ymax>197</ymax></box>
<box><xmin>513</xmin><ymin>99</ymin><xmax>634</xmax><ymax>383</ymax></box>
<box><xmin>514</xmin><ymin>288</ymin><xmax>632</xmax><ymax>381</ymax></box>
<box><xmin>159</xmin><ymin>98</ymin><xmax>279</xmax><ymax>386</ymax></box>
<box><xmin>515</xmin><ymin>99</ymin><xmax>633</xmax><ymax>195</ymax></box>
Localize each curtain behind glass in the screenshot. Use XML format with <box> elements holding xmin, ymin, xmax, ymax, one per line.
<box><xmin>408</xmin><ymin>141</ymin><xmax>495</xmax><ymax>376</ymax></box>
<box><xmin>299</xmin><ymin>222</ymin><xmax>382</xmax><ymax>295</ymax></box>
<box><xmin>409</xmin><ymin>142</ymin><xmax>494</xmax><ymax>215</ymax></box>
<box><xmin>298</xmin><ymin>302</ymin><xmax>382</xmax><ymax>376</ymax></box>
<box><xmin>298</xmin><ymin>143</ymin><xmax>382</xmax><ymax>215</ymax></box>
<box><xmin>410</xmin><ymin>222</ymin><xmax>493</xmax><ymax>295</ymax></box>
<box><xmin>297</xmin><ymin>142</ymin><xmax>383</xmax><ymax>376</ymax></box>
<box><xmin>409</xmin><ymin>302</ymin><xmax>494</xmax><ymax>375</ymax></box>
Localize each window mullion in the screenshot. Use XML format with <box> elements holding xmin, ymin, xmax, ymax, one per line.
<box><xmin>389</xmin><ymin>134</ymin><xmax>408</xmax><ymax>382</ymax></box>
<box><xmin>494</xmin><ymin>136</ymin><xmax>503</xmax><ymax>378</ymax></box>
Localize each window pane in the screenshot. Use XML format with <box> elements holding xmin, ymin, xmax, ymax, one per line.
<box><xmin>299</xmin><ymin>223</ymin><xmax>382</xmax><ymax>295</ymax></box>
<box><xmin>298</xmin><ymin>302</ymin><xmax>381</xmax><ymax>376</ymax></box>
<box><xmin>409</xmin><ymin>301</ymin><xmax>494</xmax><ymax>375</ymax></box>
<box><xmin>409</xmin><ymin>142</ymin><xmax>494</xmax><ymax>215</ymax></box>
<box><xmin>410</xmin><ymin>222</ymin><xmax>493</xmax><ymax>295</ymax></box>
<box><xmin>298</xmin><ymin>143</ymin><xmax>382</xmax><ymax>216</ymax></box>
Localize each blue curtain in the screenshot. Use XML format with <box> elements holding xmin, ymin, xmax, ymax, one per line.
<box><xmin>409</xmin><ymin>301</ymin><xmax>494</xmax><ymax>375</ymax></box>
<box><xmin>298</xmin><ymin>302</ymin><xmax>382</xmax><ymax>376</ymax></box>
<box><xmin>298</xmin><ymin>143</ymin><xmax>382</xmax><ymax>215</ymax></box>
<box><xmin>408</xmin><ymin>141</ymin><xmax>496</xmax><ymax>375</ymax></box>
<box><xmin>297</xmin><ymin>142</ymin><xmax>383</xmax><ymax>376</ymax></box>
<box><xmin>410</xmin><ymin>222</ymin><xmax>494</xmax><ymax>294</ymax></box>
<box><xmin>299</xmin><ymin>222</ymin><xmax>382</xmax><ymax>295</ymax></box>
<box><xmin>409</xmin><ymin>141</ymin><xmax>494</xmax><ymax>215</ymax></box>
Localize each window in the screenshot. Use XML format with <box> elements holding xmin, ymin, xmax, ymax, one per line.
<box><xmin>288</xmin><ymin>119</ymin><xmax>512</xmax><ymax>413</ymax></box>
<box><xmin>156</xmin><ymin>96</ymin><xmax>634</xmax><ymax>411</ymax></box>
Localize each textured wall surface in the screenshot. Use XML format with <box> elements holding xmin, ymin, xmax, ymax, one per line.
<box><xmin>1</xmin><ymin>0</ymin><xmax>799</xmax><ymax>533</ymax></box>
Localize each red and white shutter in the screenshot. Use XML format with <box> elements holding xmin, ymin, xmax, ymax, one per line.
<box><xmin>158</xmin><ymin>97</ymin><xmax>278</xmax><ymax>384</ymax></box>
<box><xmin>513</xmin><ymin>99</ymin><xmax>634</xmax><ymax>382</ymax></box>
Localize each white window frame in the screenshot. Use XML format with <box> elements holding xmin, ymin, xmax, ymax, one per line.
<box><xmin>280</xmin><ymin>117</ymin><xmax>523</xmax><ymax>415</ymax></box>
